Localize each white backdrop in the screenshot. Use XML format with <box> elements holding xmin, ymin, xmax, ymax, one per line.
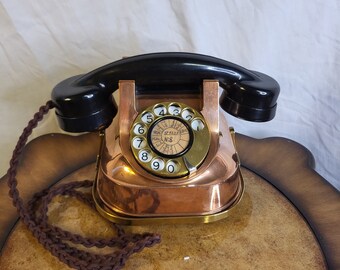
<box><xmin>1</xmin><ymin>0</ymin><xmax>339</xmax><ymax>190</ymax></box>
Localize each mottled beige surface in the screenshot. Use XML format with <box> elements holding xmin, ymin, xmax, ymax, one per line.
<box><xmin>0</xmin><ymin>166</ymin><xmax>326</xmax><ymax>269</ymax></box>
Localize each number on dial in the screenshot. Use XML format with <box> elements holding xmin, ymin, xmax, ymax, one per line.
<box><xmin>141</xmin><ymin>112</ymin><xmax>154</xmax><ymax>124</ymax></box>
<box><xmin>151</xmin><ymin>158</ymin><xmax>165</xmax><ymax>171</ymax></box>
<box><xmin>191</xmin><ymin>119</ymin><xmax>205</xmax><ymax>131</ymax></box>
<box><xmin>168</xmin><ymin>104</ymin><xmax>181</xmax><ymax>116</ymax></box>
<box><xmin>132</xmin><ymin>137</ymin><xmax>147</xmax><ymax>149</ymax></box>
<box><xmin>181</xmin><ymin>109</ymin><xmax>194</xmax><ymax>121</ymax></box>
<box><xmin>154</xmin><ymin>105</ymin><xmax>167</xmax><ymax>116</ymax></box>
<box><xmin>133</xmin><ymin>123</ymin><xmax>146</xmax><ymax>135</ymax></box>
<box><xmin>166</xmin><ymin>160</ymin><xmax>179</xmax><ymax>173</ymax></box>
<box><xmin>138</xmin><ymin>150</ymin><xmax>152</xmax><ymax>162</ymax></box>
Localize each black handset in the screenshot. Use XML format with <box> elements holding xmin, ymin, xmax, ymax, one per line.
<box><xmin>52</xmin><ymin>52</ymin><xmax>279</xmax><ymax>132</ymax></box>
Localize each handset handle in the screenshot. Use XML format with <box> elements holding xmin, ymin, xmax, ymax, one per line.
<box><xmin>52</xmin><ymin>52</ymin><xmax>279</xmax><ymax>132</ymax></box>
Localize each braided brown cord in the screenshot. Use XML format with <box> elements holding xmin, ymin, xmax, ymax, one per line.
<box><xmin>7</xmin><ymin>101</ymin><xmax>161</xmax><ymax>270</ymax></box>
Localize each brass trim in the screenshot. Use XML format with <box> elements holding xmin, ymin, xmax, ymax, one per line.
<box><xmin>94</xmin><ymin>130</ymin><xmax>106</xmax><ymax>180</ymax></box>
<box><xmin>229</xmin><ymin>126</ymin><xmax>241</xmax><ymax>166</ymax></box>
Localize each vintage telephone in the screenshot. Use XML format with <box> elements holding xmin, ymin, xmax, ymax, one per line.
<box><xmin>52</xmin><ymin>52</ymin><xmax>279</xmax><ymax>225</ymax></box>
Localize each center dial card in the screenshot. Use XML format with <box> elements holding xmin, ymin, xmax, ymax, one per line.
<box><xmin>130</xmin><ymin>102</ymin><xmax>210</xmax><ymax>178</ymax></box>
<box><xmin>149</xmin><ymin>117</ymin><xmax>192</xmax><ymax>157</ymax></box>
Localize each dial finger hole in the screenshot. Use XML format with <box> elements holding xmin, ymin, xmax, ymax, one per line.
<box><xmin>166</xmin><ymin>160</ymin><xmax>180</xmax><ymax>174</ymax></box>
<box><xmin>132</xmin><ymin>137</ymin><xmax>147</xmax><ymax>149</ymax></box>
<box><xmin>151</xmin><ymin>157</ymin><xmax>165</xmax><ymax>171</ymax></box>
<box><xmin>141</xmin><ymin>111</ymin><xmax>154</xmax><ymax>124</ymax></box>
<box><xmin>181</xmin><ymin>109</ymin><xmax>194</xmax><ymax>121</ymax></box>
<box><xmin>133</xmin><ymin>123</ymin><xmax>147</xmax><ymax>135</ymax></box>
<box><xmin>153</xmin><ymin>104</ymin><xmax>167</xmax><ymax>116</ymax></box>
<box><xmin>191</xmin><ymin>119</ymin><xmax>205</xmax><ymax>131</ymax></box>
<box><xmin>168</xmin><ymin>103</ymin><xmax>181</xmax><ymax>116</ymax></box>
<box><xmin>138</xmin><ymin>150</ymin><xmax>152</xmax><ymax>163</ymax></box>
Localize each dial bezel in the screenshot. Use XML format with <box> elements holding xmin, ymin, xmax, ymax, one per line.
<box><xmin>130</xmin><ymin>102</ymin><xmax>211</xmax><ymax>178</ymax></box>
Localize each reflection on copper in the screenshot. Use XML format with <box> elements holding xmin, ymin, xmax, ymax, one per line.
<box><xmin>210</xmin><ymin>185</ymin><xmax>221</xmax><ymax>211</ymax></box>
<box><xmin>94</xmin><ymin>80</ymin><xmax>244</xmax><ymax>222</ymax></box>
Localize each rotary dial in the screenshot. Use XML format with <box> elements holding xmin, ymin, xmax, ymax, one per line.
<box><xmin>130</xmin><ymin>102</ymin><xmax>210</xmax><ymax>178</ymax></box>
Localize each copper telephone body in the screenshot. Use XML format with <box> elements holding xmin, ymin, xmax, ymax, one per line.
<box><xmin>93</xmin><ymin>80</ymin><xmax>244</xmax><ymax>224</ymax></box>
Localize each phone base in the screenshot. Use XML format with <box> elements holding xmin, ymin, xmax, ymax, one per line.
<box><xmin>92</xmin><ymin>169</ymin><xmax>244</xmax><ymax>225</ymax></box>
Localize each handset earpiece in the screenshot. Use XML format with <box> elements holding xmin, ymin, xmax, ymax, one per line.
<box><xmin>219</xmin><ymin>70</ymin><xmax>280</xmax><ymax>122</ymax></box>
<box><xmin>52</xmin><ymin>75</ymin><xmax>118</xmax><ymax>132</ymax></box>
<box><xmin>52</xmin><ymin>52</ymin><xmax>279</xmax><ymax>132</ymax></box>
